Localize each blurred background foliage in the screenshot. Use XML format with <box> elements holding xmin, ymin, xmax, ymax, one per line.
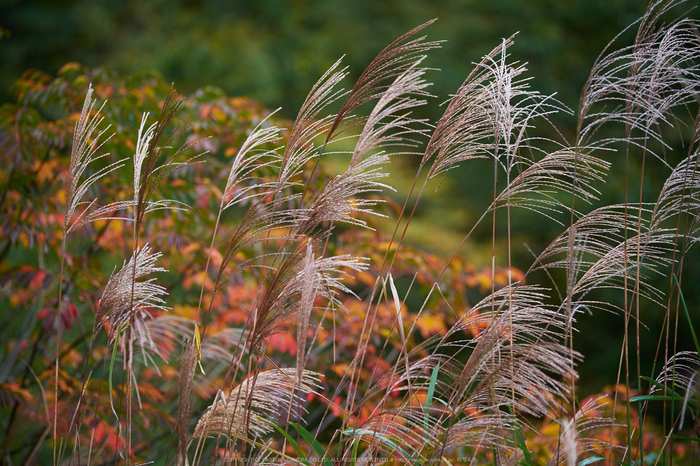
<box><xmin>0</xmin><ymin>0</ymin><xmax>658</xmax><ymax>258</ymax></box>
<box><xmin>1</xmin><ymin>0</ymin><xmax>698</xmax><ymax>398</ymax></box>
<box><xmin>0</xmin><ymin>0</ymin><xmax>645</xmax><ymax>124</ymax></box>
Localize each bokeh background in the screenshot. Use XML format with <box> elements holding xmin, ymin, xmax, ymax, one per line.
<box><xmin>0</xmin><ymin>0</ymin><xmax>647</xmax><ymax>121</ymax></box>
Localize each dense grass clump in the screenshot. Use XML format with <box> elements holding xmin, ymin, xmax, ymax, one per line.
<box><xmin>1</xmin><ymin>0</ymin><xmax>700</xmax><ymax>464</ymax></box>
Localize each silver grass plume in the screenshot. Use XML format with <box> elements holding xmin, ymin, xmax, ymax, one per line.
<box><xmin>133</xmin><ymin>88</ymin><xmax>195</xmax><ymax>226</ymax></box>
<box><xmin>349</xmin><ymin>58</ymin><xmax>433</xmax><ymax>169</ymax></box>
<box><xmin>492</xmin><ymin>148</ymin><xmax>610</xmax><ymax>224</ymax></box>
<box><xmin>327</xmin><ymin>19</ymin><xmax>441</xmax><ymax>143</ymax></box>
<box><xmin>547</xmin><ymin>398</ymin><xmax>621</xmax><ymax>466</ymax></box>
<box><xmin>65</xmin><ymin>84</ymin><xmax>130</xmax><ymax>234</ymax></box>
<box><xmin>649</xmin><ymin>146</ymin><xmax>700</xmax><ymax>235</ymax></box>
<box><xmin>277</xmin><ymin>58</ymin><xmax>348</xmax><ymax>193</ymax></box>
<box><xmin>352</xmin><ymin>286</ymin><xmax>577</xmax><ymax>459</ymax></box>
<box><xmin>216</xmin><ymin>193</ymin><xmax>303</xmax><ymax>280</ymax></box>
<box><xmin>296</xmin><ymin>240</ymin><xmax>316</xmax><ymax>380</ymax></box>
<box><xmin>561</xmin><ymin>418</ymin><xmax>577</xmax><ymax>466</ymax></box>
<box><xmin>480</xmin><ymin>40</ymin><xmax>568</xmax><ymax>179</ymax></box>
<box><xmin>251</xmin><ymin>242</ymin><xmax>369</xmax><ymax>348</ymax></box>
<box><xmin>653</xmin><ymin>351</ymin><xmax>700</xmax><ymax>430</ymax></box>
<box><xmin>342</xmin><ymin>408</ymin><xmax>447</xmax><ymax>462</ymax></box>
<box><xmin>200</xmin><ymin>327</ymin><xmax>248</xmax><ymax>366</ymax></box>
<box><xmin>296</xmin><ymin>152</ymin><xmax>394</xmax><ymax>234</ymax></box>
<box><xmin>134</xmin><ymin>315</ymin><xmax>193</xmax><ymax>366</ymax></box>
<box><xmin>93</xmin><ymin>244</ymin><xmax>168</xmax><ymax>338</ymax></box>
<box><xmin>221</xmin><ymin>112</ymin><xmax>282</xmax><ymax>211</ymax></box>
<box><xmin>423</xmin><ymin>36</ymin><xmax>578</xmax><ymax>226</ymax></box>
<box><xmin>532</xmin><ymin>145</ymin><xmax>700</xmax><ymax>316</ymax></box>
<box><xmin>346</xmin><ymin>357</ymin><xmax>515</xmax><ymax>459</ymax></box>
<box><xmin>534</xmin><ymin>205</ymin><xmax>674</xmax><ymax>314</ymax></box>
<box><xmin>438</xmin><ymin>285</ymin><xmax>576</xmax><ymax>417</ymax></box>
<box><xmin>579</xmin><ymin>0</ymin><xmax>700</xmax><ymax>150</ymax></box>
<box><xmin>193</xmin><ymin>368</ymin><xmax>321</xmax><ymax>440</ymax></box>
<box><xmin>423</xmin><ymin>37</ymin><xmax>514</xmax><ymax>179</ymax></box>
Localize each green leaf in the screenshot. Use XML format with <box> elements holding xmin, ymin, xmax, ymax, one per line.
<box><xmin>507</xmin><ymin>406</ymin><xmax>544</xmax><ymax>466</ymax></box>
<box><xmin>629</xmin><ymin>394</ymin><xmax>683</xmax><ymax>403</ymax></box>
<box><xmin>672</xmin><ymin>435</ymin><xmax>700</xmax><ymax>442</ymax></box>
<box><xmin>673</xmin><ymin>274</ymin><xmax>700</xmax><ymax>354</ymax></box>
<box><xmin>108</xmin><ymin>326</ymin><xmax>121</xmax><ymax>420</ymax></box>
<box><xmin>640</xmin><ymin>376</ymin><xmax>686</xmax><ymax>400</ymax></box>
<box><xmin>266</xmin><ymin>421</ymin><xmax>309</xmax><ymax>466</ymax></box>
<box><xmin>291</xmin><ymin>422</ymin><xmax>333</xmax><ymax>466</ymax></box>
<box><xmin>424</xmin><ymin>361</ymin><xmax>439</xmax><ymax>440</ymax></box>
<box><xmin>342</xmin><ymin>428</ymin><xmax>421</xmax><ymax>466</ymax></box>
<box><xmin>579</xmin><ymin>457</ymin><xmax>605</xmax><ymax>466</ymax></box>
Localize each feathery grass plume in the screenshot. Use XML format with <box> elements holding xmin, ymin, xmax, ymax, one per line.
<box><xmin>572</xmin><ymin>10</ymin><xmax>700</xmax><ymax>452</ymax></box>
<box><xmin>492</xmin><ymin>148</ymin><xmax>610</xmax><ymax>223</ymax></box>
<box><xmin>192</xmin><ymin>368</ymin><xmax>321</xmax><ymax>441</ymax></box>
<box><xmin>296</xmin><ymin>240</ymin><xmax>316</xmax><ymax>380</ymax></box>
<box><xmin>194</xmin><ymin>111</ymin><xmax>283</xmax><ymax>324</ymax></box>
<box><xmin>345</xmin><ymin>285</ymin><xmax>576</xmax><ymax>461</ymax></box>
<box><xmin>389</xmin><ymin>36</ymin><xmax>569</xmax><ymax>288</ymax></box>
<box><xmin>436</xmin><ymin>285</ymin><xmax>576</xmax><ymax>417</ymax></box>
<box><xmin>653</xmin><ymin>351</ymin><xmax>700</xmax><ymax>429</ymax></box>
<box><xmin>479</xmin><ymin>40</ymin><xmax>568</xmax><ymax>178</ymax></box>
<box><xmin>64</xmin><ymin>84</ymin><xmax>128</xmax><ymax>234</ymax></box>
<box><xmin>532</xmin><ymin>144</ymin><xmax>700</xmax><ymax>314</ymax></box>
<box><xmin>531</xmin><ymin>205</ymin><xmax>675</xmax><ymax>312</ymax></box>
<box><xmin>348</xmin><ymin>58</ymin><xmax>433</xmax><ymax>169</ymax></box>
<box><xmin>55</xmin><ymin>83</ymin><xmax>127</xmax><ymax>465</ymax></box>
<box><xmin>296</xmin><ymin>152</ymin><xmax>394</xmax><ymax>234</ymax></box>
<box><xmin>93</xmin><ymin>244</ymin><xmax>168</xmax><ymax>338</ymax></box>
<box><xmin>578</xmin><ymin>0</ymin><xmax>700</xmax><ymax>150</ymax></box>
<box><xmin>327</xmin><ymin>19</ymin><xmax>441</xmax><ymax>142</ymax></box>
<box><xmin>560</xmin><ymin>418</ymin><xmax>577</xmax><ymax>466</ymax></box>
<box><xmin>200</xmin><ymin>328</ymin><xmax>248</xmax><ymax>366</ymax></box>
<box><xmin>442</xmin><ymin>412</ymin><xmax>516</xmax><ymax>456</ymax></box>
<box><xmin>192</xmin><ymin>112</ymin><xmax>283</xmax><ymax>379</ymax></box>
<box><xmin>134</xmin><ymin>87</ymin><xmax>194</xmax><ymax>226</ymax></box>
<box><xmin>348</xmin><ymin>356</ymin><xmax>459</xmax><ymax>459</ymax></box>
<box><xmin>277</xmin><ymin>58</ymin><xmax>348</xmax><ymax>193</ymax></box>
<box><xmin>250</xmin><ymin>243</ymin><xmax>369</xmax><ymax>349</ymax></box>
<box><xmin>342</xmin><ymin>409</ymin><xmax>446</xmax><ymax>463</ymax></box>
<box><xmin>135</xmin><ymin>315</ymin><xmax>194</xmax><ymax>366</ymax></box>
<box><xmin>221</xmin><ymin>114</ymin><xmax>282</xmax><ymax>211</ymax></box>
<box><xmin>177</xmin><ymin>338</ymin><xmax>198</xmax><ymax>466</ymax></box>
<box><xmin>547</xmin><ymin>398</ymin><xmax>621</xmax><ymax>466</ymax></box>
<box><xmin>422</xmin><ymin>37</ymin><xmax>515</xmax><ymax>178</ymax></box>
<box><xmin>649</xmin><ymin>147</ymin><xmax>700</xmax><ymax>233</ymax></box>
<box><xmin>215</xmin><ymin>193</ymin><xmax>304</xmax><ymax>289</ymax></box>
<box><xmin>126</xmin><ymin>92</ymin><xmax>196</xmax><ymax>455</ymax></box>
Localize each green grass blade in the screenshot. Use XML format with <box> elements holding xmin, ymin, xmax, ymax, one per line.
<box><xmin>351</xmin><ymin>437</ymin><xmax>360</xmax><ymax>466</ymax></box>
<box><xmin>672</xmin><ymin>435</ymin><xmax>700</xmax><ymax>442</ymax></box>
<box><xmin>424</xmin><ymin>361</ymin><xmax>439</xmax><ymax>441</ymax></box>
<box><xmin>507</xmin><ymin>406</ymin><xmax>543</xmax><ymax>466</ymax></box>
<box><xmin>673</xmin><ymin>274</ymin><xmax>700</xmax><ymax>354</ymax></box>
<box><xmin>629</xmin><ymin>395</ymin><xmax>684</xmax><ymax>403</ymax></box>
<box><xmin>579</xmin><ymin>457</ymin><xmax>605</xmax><ymax>466</ymax></box>
<box><xmin>265</xmin><ymin>420</ymin><xmax>309</xmax><ymax>466</ymax></box>
<box><xmin>342</xmin><ymin>428</ymin><xmax>424</xmax><ymax>466</ymax></box>
<box><xmin>291</xmin><ymin>422</ymin><xmax>333</xmax><ymax>466</ymax></box>
<box><xmin>640</xmin><ymin>376</ymin><xmax>684</xmax><ymax>399</ymax></box>
<box><xmin>108</xmin><ymin>326</ymin><xmax>121</xmax><ymax>420</ymax></box>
